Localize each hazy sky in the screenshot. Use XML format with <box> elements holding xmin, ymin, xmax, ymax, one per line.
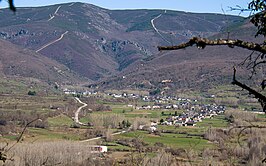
<box><xmin>2</xmin><ymin>0</ymin><xmax>251</xmax><ymax>16</ymax></box>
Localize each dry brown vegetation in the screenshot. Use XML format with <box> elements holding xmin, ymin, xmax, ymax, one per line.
<box><xmin>132</xmin><ymin>118</ymin><xmax>150</xmax><ymax>131</ymax></box>
<box><xmin>0</xmin><ymin>141</ymin><xmax>113</xmax><ymax>166</ymax></box>
<box><xmin>203</xmin><ymin>110</ymin><xmax>266</xmax><ymax>165</ymax></box>
<box><xmin>0</xmin><ymin>140</ymin><xmax>192</xmax><ymax>166</ymax></box>
<box><xmin>225</xmin><ymin>109</ymin><xmax>258</xmax><ymax>123</ymax></box>
<box><xmin>86</xmin><ymin>113</ymin><xmax>125</xmax><ymax>128</ymax></box>
<box><xmin>133</xmin><ymin>150</ymin><xmax>180</xmax><ymax>166</ymax></box>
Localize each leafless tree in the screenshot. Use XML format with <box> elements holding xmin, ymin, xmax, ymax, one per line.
<box><xmin>0</xmin><ymin>0</ymin><xmax>16</xmax><ymax>12</ymax></box>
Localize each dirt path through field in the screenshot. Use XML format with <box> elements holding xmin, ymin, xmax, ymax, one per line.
<box><xmin>74</xmin><ymin>97</ymin><xmax>88</xmax><ymax>126</ymax></box>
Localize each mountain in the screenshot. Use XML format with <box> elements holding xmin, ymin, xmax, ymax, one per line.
<box><xmin>0</xmin><ymin>2</ymin><xmax>244</xmax><ymax>85</ymax></box>
<box><xmin>0</xmin><ymin>38</ymin><xmax>83</xmax><ymax>85</ymax></box>
<box><xmin>89</xmin><ymin>18</ymin><xmax>264</xmax><ymax>92</ymax></box>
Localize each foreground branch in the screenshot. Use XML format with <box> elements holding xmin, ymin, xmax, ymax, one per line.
<box><xmin>158</xmin><ymin>37</ymin><xmax>266</xmax><ymax>112</ymax></box>
<box><xmin>232</xmin><ymin>68</ymin><xmax>266</xmax><ymax>112</ymax></box>
<box><xmin>158</xmin><ymin>37</ymin><xmax>266</xmax><ymax>54</ymax></box>
<box><xmin>6</xmin><ymin>118</ymin><xmax>42</xmax><ymax>152</ymax></box>
<box><xmin>229</xmin><ymin>124</ymin><xmax>266</xmax><ymax>148</ymax></box>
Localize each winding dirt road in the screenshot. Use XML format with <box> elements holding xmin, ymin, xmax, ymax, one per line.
<box><xmin>80</xmin><ymin>131</ymin><xmax>127</xmax><ymax>143</ymax></box>
<box><xmin>48</xmin><ymin>6</ymin><xmax>61</xmax><ymax>21</ymax></box>
<box><xmin>74</xmin><ymin>98</ymin><xmax>129</xmax><ymax>143</ymax></box>
<box><xmin>36</xmin><ymin>31</ymin><xmax>68</xmax><ymax>53</ymax></box>
<box><xmin>151</xmin><ymin>10</ymin><xmax>172</xmax><ymax>44</ymax></box>
<box><xmin>74</xmin><ymin>97</ymin><xmax>89</xmax><ymax>126</ymax></box>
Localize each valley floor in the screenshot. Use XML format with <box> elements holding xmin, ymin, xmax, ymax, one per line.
<box><xmin>0</xmin><ymin>88</ymin><xmax>265</xmax><ymax>165</ymax></box>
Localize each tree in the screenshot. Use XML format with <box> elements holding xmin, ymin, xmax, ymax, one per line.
<box><xmin>0</xmin><ymin>0</ymin><xmax>16</xmax><ymax>12</ymax></box>
<box><xmin>158</xmin><ymin>0</ymin><xmax>266</xmax><ymax>113</ymax></box>
<box><xmin>27</xmin><ymin>90</ymin><xmax>36</xmax><ymax>96</ymax></box>
<box><xmin>249</xmin><ymin>0</ymin><xmax>266</xmax><ymax>37</ymax></box>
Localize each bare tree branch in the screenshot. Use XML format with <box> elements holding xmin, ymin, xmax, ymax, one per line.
<box><xmin>0</xmin><ymin>0</ymin><xmax>16</xmax><ymax>12</ymax></box>
<box><xmin>251</xmin><ymin>60</ymin><xmax>266</xmax><ymax>69</ymax></box>
<box><xmin>158</xmin><ymin>37</ymin><xmax>266</xmax><ymax>54</ymax></box>
<box><xmin>8</xmin><ymin>0</ymin><xmax>16</xmax><ymax>12</ymax></box>
<box><xmin>239</xmin><ymin>51</ymin><xmax>255</xmax><ymax>66</ymax></box>
<box><xmin>6</xmin><ymin>118</ymin><xmax>42</xmax><ymax>152</ymax></box>
<box><xmin>228</xmin><ymin>124</ymin><xmax>266</xmax><ymax>146</ymax></box>
<box><xmin>232</xmin><ymin>67</ymin><xmax>266</xmax><ymax>112</ymax></box>
<box><xmin>158</xmin><ymin>37</ymin><xmax>266</xmax><ymax>111</ymax></box>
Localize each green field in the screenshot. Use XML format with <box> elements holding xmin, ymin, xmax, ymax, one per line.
<box><xmin>48</xmin><ymin>114</ymin><xmax>73</xmax><ymax>127</ymax></box>
<box><xmin>257</xmin><ymin>114</ymin><xmax>266</xmax><ymax>118</ymax></box>
<box><xmin>27</xmin><ymin>128</ymin><xmax>83</xmax><ymax>141</ymax></box>
<box><xmin>110</xmin><ymin>115</ymin><xmax>229</xmax><ymax>151</ymax></box>
<box><xmin>90</xmin><ymin>102</ymin><xmax>183</xmax><ymax>120</ymax></box>
<box><xmin>197</xmin><ymin>115</ymin><xmax>228</xmax><ymax>128</ymax></box>
<box><xmin>114</xmin><ymin>130</ymin><xmax>212</xmax><ymax>150</ymax></box>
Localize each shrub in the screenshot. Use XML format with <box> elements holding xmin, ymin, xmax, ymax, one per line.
<box><xmin>154</xmin><ymin>142</ymin><xmax>164</xmax><ymax>147</ymax></box>
<box><xmin>224</xmin><ymin>110</ymin><xmax>257</xmax><ymax>123</ymax></box>
<box><xmin>87</xmin><ymin>114</ymin><xmax>125</xmax><ymax>128</ymax></box>
<box><xmin>0</xmin><ymin>120</ymin><xmax>7</xmax><ymax>126</ymax></box>
<box><xmin>27</xmin><ymin>90</ymin><xmax>36</xmax><ymax>96</ymax></box>
<box><xmin>70</xmin><ymin>123</ymin><xmax>80</xmax><ymax>128</ymax></box>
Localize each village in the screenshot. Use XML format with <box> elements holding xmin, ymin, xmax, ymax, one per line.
<box><xmin>63</xmin><ymin>88</ymin><xmax>226</xmax><ymax>131</ymax></box>
<box><xmin>136</xmin><ymin>96</ymin><xmax>226</xmax><ymax>132</ymax></box>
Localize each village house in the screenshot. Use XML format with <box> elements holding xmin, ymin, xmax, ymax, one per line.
<box><xmin>152</xmin><ymin>105</ymin><xmax>161</xmax><ymax>109</ymax></box>
<box><xmin>142</xmin><ymin>105</ymin><xmax>151</xmax><ymax>110</ymax></box>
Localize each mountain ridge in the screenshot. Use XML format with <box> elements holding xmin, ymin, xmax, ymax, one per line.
<box><xmin>0</xmin><ymin>2</ymin><xmax>255</xmax><ymax>92</ymax></box>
